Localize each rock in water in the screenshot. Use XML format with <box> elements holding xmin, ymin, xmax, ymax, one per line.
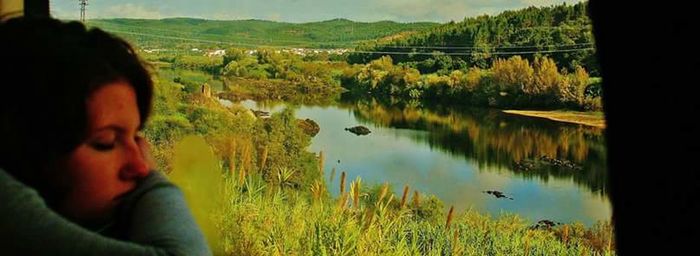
<box><xmin>345</xmin><ymin>125</ymin><xmax>371</xmax><ymax>135</ymax></box>
<box><xmin>483</xmin><ymin>190</ymin><xmax>514</xmax><ymax>200</ymax></box>
<box><xmin>297</xmin><ymin>118</ymin><xmax>320</xmax><ymax>137</ymax></box>
<box><xmin>252</xmin><ymin>110</ymin><xmax>270</xmax><ymax>118</ymax></box>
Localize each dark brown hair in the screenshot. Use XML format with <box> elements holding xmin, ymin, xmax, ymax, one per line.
<box><xmin>0</xmin><ymin>17</ymin><xmax>153</xmax><ymax>204</ymax></box>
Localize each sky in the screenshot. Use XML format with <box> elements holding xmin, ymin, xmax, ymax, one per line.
<box><xmin>51</xmin><ymin>0</ymin><xmax>585</xmax><ymax>23</ymax></box>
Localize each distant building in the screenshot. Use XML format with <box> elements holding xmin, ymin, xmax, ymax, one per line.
<box><xmin>143</xmin><ymin>48</ymin><xmax>166</xmax><ymax>53</ymax></box>
<box><xmin>206</xmin><ymin>49</ymin><xmax>226</xmax><ymax>57</ymax></box>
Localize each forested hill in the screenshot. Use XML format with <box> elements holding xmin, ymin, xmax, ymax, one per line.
<box><xmin>86</xmin><ymin>18</ymin><xmax>439</xmax><ymax>49</ymax></box>
<box><xmin>347</xmin><ymin>1</ymin><xmax>598</xmax><ymax>75</ymax></box>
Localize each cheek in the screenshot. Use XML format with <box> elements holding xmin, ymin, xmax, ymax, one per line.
<box><xmin>63</xmin><ymin>147</ymin><xmax>123</xmax><ymax>207</ymax></box>
<box><xmin>68</xmin><ymin>148</ymin><xmax>116</xmax><ymax>185</ymax></box>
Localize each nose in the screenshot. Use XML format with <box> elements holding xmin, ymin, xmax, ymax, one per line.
<box><xmin>119</xmin><ymin>138</ymin><xmax>151</xmax><ymax>180</ymax></box>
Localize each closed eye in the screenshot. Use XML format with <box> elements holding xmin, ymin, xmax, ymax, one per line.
<box><xmin>90</xmin><ymin>142</ymin><xmax>115</xmax><ymax>151</ymax></box>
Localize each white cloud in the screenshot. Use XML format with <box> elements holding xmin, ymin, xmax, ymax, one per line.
<box><xmin>375</xmin><ymin>0</ymin><xmax>522</xmax><ymax>22</ymax></box>
<box><xmin>103</xmin><ymin>3</ymin><xmax>163</xmax><ymax>19</ymax></box>
<box><xmin>210</xmin><ymin>11</ymin><xmax>252</xmax><ymax>21</ymax></box>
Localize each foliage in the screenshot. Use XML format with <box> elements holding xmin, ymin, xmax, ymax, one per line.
<box><xmin>172</xmin><ymin>55</ymin><xmax>222</xmax><ymax>74</ymax></box>
<box><xmin>348</xmin><ymin>1</ymin><xmax>599</xmax><ymax>76</ymax></box>
<box><xmin>341</xmin><ymin>55</ymin><xmax>601</xmax><ymax>110</ymax></box>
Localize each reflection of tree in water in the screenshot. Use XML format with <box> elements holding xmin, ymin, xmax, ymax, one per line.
<box><xmin>341</xmin><ymin>97</ymin><xmax>609</xmax><ymax>197</ymax></box>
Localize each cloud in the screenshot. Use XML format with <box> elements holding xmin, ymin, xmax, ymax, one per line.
<box><xmin>374</xmin><ymin>0</ymin><xmax>517</xmax><ymax>22</ymax></box>
<box><xmin>103</xmin><ymin>3</ymin><xmax>164</xmax><ymax>19</ymax></box>
<box><xmin>209</xmin><ymin>11</ymin><xmax>253</xmax><ymax>21</ymax></box>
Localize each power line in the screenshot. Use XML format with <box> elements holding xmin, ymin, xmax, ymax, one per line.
<box><xmin>371</xmin><ymin>43</ymin><xmax>593</xmax><ymax>50</ymax></box>
<box><xmin>105</xmin><ymin>29</ymin><xmax>595</xmax><ymax>56</ymax></box>
<box><xmin>350</xmin><ymin>48</ymin><xmax>595</xmax><ymax>56</ymax></box>
<box><xmin>107</xmin><ymin>28</ymin><xmax>594</xmax><ymax>53</ymax></box>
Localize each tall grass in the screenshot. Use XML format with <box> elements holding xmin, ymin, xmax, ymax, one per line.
<box><xmin>219</xmin><ymin>172</ymin><xmax>616</xmax><ymax>255</ymax></box>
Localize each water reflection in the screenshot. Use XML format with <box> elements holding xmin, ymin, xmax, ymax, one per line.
<box><xmin>340</xmin><ymin>97</ymin><xmax>609</xmax><ymax>197</ymax></box>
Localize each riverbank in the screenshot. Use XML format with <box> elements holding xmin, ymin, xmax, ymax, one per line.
<box><xmin>503</xmin><ymin>110</ymin><xmax>606</xmax><ymax>128</ymax></box>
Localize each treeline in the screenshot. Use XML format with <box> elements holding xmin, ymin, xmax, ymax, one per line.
<box><xmin>146</xmin><ymin>48</ymin><xmax>601</xmax><ymax>110</ymax></box>
<box><xmin>144</xmin><ymin>48</ymin><xmax>346</xmax><ymax>104</ymax></box>
<box><xmin>341</xmin><ymin>55</ymin><xmax>601</xmax><ymax>111</ymax></box>
<box><xmin>347</xmin><ymin>2</ymin><xmax>598</xmax><ymax>76</ymax></box>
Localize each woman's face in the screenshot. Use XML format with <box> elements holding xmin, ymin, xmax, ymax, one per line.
<box><xmin>57</xmin><ymin>80</ymin><xmax>151</xmax><ymax>224</ymax></box>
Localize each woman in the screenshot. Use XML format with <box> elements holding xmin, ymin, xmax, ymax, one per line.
<box><xmin>0</xmin><ymin>17</ymin><xmax>211</xmax><ymax>255</ymax></box>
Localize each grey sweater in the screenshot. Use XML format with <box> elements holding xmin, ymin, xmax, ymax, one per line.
<box><xmin>0</xmin><ymin>167</ymin><xmax>212</xmax><ymax>255</ymax></box>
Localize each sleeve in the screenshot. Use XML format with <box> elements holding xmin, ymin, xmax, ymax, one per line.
<box><xmin>0</xmin><ymin>168</ymin><xmax>212</xmax><ymax>256</ymax></box>
<box><xmin>113</xmin><ymin>170</ymin><xmax>212</xmax><ymax>256</ymax></box>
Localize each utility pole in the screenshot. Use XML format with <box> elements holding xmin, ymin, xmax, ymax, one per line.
<box><xmin>79</xmin><ymin>0</ymin><xmax>88</xmax><ymax>22</ymax></box>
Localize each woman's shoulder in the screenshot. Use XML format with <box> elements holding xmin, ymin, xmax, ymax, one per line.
<box><xmin>0</xmin><ymin>167</ymin><xmax>43</xmax><ymax>205</ymax></box>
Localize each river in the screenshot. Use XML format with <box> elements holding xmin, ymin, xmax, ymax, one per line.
<box><xmin>239</xmin><ymin>97</ymin><xmax>611</xmax><ymax>226</ymax></box>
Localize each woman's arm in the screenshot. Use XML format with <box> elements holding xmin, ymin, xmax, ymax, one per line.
<box><xmin>0</xmin><ymin>168</ymin><xmax>212</xmax><ymax>255</ymax></box>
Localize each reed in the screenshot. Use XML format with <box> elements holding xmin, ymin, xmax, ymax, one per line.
<box><xmin>318</xmin><ymin>150</ymin><xmax>325</xmax><ymax>175</ymax></box>
<box><xmin>363</xmin><ymin>207</ymin><xmax>374</xmax><ymax>230</ymax></box>
<box><xmin>259</xmin><ymin>145</ymin><xmax>268</xmax><ymax>172</ymax></box>
<box><xmin>412</xmin><ymin>190</ymin><xmax>420</xmax><ymax>208</ymax></box>
<box><xmin>446</xmin><ymin>205</ymin><xmax>455</xmax><ymax>230</ymax></box>
<box><xmin>240</xmin><ymin>142</ymin><xmax>253</xmax><ymax>175</ymax></box>
<box><xmin>452</xmin><ymin>229</ymin><xmax>461</xmax><ymax>256</ymax></box>
<box><xmin>524</xmin><ymin>232</ymin><xmax>531</xmax><ymax>256</ymax></box>
<box><xmin>337</xmin><ymin>192</ymin><xmax>348</xmax><ymax>211</ymax></box>
<box><xmin>400</xmin><ymin>185</ymin><xmax>409</xmax><ymax>208</ymax></box>
<box><xmin>378</xmin><ymin>182</ymin><xmax>389</xmax><ymax>204</ymax></box>
<box><xmin>310</xmin><ymin>179</ymin><xmax>324</xmax><ymax>204</ymax></box>
<box><xmin>229</xmin><ymin>139</ymin><xmax>237</xmax><ymax>176</ymax></box>
<box><xmin>351</xmin><ymin>177</ymin><xmax>362</xmax><ymax>209</ymax></box>
<box><xmin>340</xmin><ymin>171</ymin><xmax>346</xmax><ymax>194</ymax></box>
<box><xmin>238</xmin><ymin>165</ymin><xmax>246</xmax><ymax>186</ymax></box>
<box><xmin>329</xmin><ymin>167</ymin><xmax>336</xmax><ymax>183</ymax></box>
